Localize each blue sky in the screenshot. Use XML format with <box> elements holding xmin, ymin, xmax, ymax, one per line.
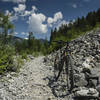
<box><xmin>0</xmin><ymin>0</ymin><xmax>100</xmax><ymax>40</ymax></box>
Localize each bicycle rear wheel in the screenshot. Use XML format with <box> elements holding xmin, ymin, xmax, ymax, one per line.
<box><xmin>65</xmin><ymin>55</ymin><xmax>70</xmax><ymax>90</ymax></box>
<box><xmin>54</xmin><ymin>52</ymin><xmax>61</xmax><ymax>79</ymax></box>
<box><xmin>68</xmin><ymin>54</ymin><xmax>74</xmax><ymax>91</ymax></box>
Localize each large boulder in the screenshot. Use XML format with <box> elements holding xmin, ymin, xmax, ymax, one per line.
<box><xmin>82</xmin><ymin>57</ymin><xmax>93</xmax><ymax>70</ymax></box>
<box><xmin>74</xmin><ymin>73</ymin><xmax>87</xmax><ymax>87</ymax></box>
<box><xmin>74</xmin><ymin>87</ymin><xmax>99</xmax><ymax>98</ymax></box>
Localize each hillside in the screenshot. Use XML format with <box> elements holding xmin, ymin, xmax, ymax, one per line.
<box><xmin>0</xmin><ymin>28</ymin><xmax>100</xmax><ymax>100</ymax></box>
<box><xmin>46</xmin><ymin>28</ymin><xmax>100</xmax><ymax>99</ymax></box>
<box><xmin>49</xmin><ymin>8</ymin><xmax>100</xmax><ymax>52</ymax></box>
<box><xmin>1</xmin><ymin>1</ymin><xmax>100</xmax><ymax>100</ymax></box>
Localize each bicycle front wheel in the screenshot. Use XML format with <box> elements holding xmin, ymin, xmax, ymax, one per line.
<box><xmin>68</xmin><ymin>54</ymin><xmax>74</xmax><ymax>91</ymax></box>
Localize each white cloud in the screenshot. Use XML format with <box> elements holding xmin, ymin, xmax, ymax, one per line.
<box><xmin>57</xmin><ymin>20</ymin><xmax>67</xmax><ymax>29</ymax></box>
<box><xmin>47</xmin><ymin>17</ymin><xmax>53</xmax><ymax>24</ymax></box>
<box><xmin>5</xmin><ymin>10</ymin><xmax>12</xmax><ymax>16</ymax></box>
<box><xmin>47</xmin><ymin>18</ymin><xmax>53</xmax><ymax>27</ymax></box>
<box><xmin>32</xmin><ymin>6</ymin><xmax>37</xmax><ymax>12</ymax></box>
<box><xmin>1</xmin><ymin>0</ymin><xmax>26</xmax><ymax>3</ymax></box>
<box><xmin>72</xmin><ymin>4</ymin><xmax>77</xmax><ymax>8</ymax></box>
<box><xmin>13</xmin><ymin>4</ymin><xmax>26</xmax><ymax>12</ymax></box>
<box><xmin>0</xmin><ymin>17</ymin><xmax>3</xmax><ymax>24</ymax></box>
<box><xmin>14</xmin><ymin>32</ymin><xmax>18</xmax><ymax>35</ymax></box>
<box><xmin>10</xmin><ymin>15</ymin><xmax>18</xmax><ymax>21</ymax></box>
<box><xmin>66</xmin><ymin>19</ymin><xmax>76</xmax><ymax>27</ymax></box>
<box><xmin>47</xmin><ymin>12</ymin><xmax>63</xmax><ymax>27</ymax></box>
<box><xmin>20</xmin><ymin>32</ymin><xmax>28</xmax><ymax>36</ymax></box>
<box><xmin>28</xmin><ymin>13</ymin><xmax>48</xmax><ymax>34</ymax></box>
<box><xmin>11</xmin><ymin>4</ymin><xmax>27</xmax><ymax>20</ymax></box>
<box><xmin>22</xmin><ymin>6</ymin><xmax>37</xmax><ymax>16</ymax></box>
<box><xmin>7</xmin><ymin>4</ymin><xmax>48</xmax><ymax>34</ymax></box>
<box><xmin>13</xmin><ymin>5</ymin><xmax>37</xmax><ymax>18</ymax></box>
<box><xmin>54</xmin><ymin>12</ymin><xmax>63</xmax><ymax>22</ymax></box>
<box><xmin>24</xmin><ymin>37</ymin><xmax>28</xmax><ymax>40</ymax></box>
<box><xmin>21</xmin><ymin>32</ymin><xmax>26</xmax><ymax>35</ymax></box>
<box><xmin>6</xmin><ymin>5</ymin><xmax>66</xmax><ymax>35</ymax></box>
<box><xmin>23</xmin><ymin>10</ymin><xmax>31</xmax><ymax>16</ymax></box>
<box><xmin>5</xmin><ymin>10</ymin><xmax>18</xmax><ymax>21</ymax></box>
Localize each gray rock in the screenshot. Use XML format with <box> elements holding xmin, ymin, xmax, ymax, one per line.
<box><xmin>74</xmin><ymin>87</ymin><xmax>99</xmax><ymax>98</ymax></box>
<box><xmin>0</xmin><ymin>83</ymin><xmax>4</xmax><ymax>89</ymax></box>
<box><xmin>27</xmin><ymin>55</ymin><xmax>34</xmax><ymax>60</ymax></box>
<box><xmin>74</xmin><ymin>73</ymin><xmax>87</xmax><ymax>87</ymax></box>
<box><xmin>96</xmin><ymin>85</ymin><xmax>100</xmax><ymax>93</ymax></box>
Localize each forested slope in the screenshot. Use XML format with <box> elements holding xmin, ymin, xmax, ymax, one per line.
<box><xmin>49</xmin><ymin>8</ymin><xmax>100</xmax><ymax>52</ymax></box>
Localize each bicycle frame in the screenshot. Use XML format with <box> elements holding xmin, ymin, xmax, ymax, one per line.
<box><xmin>67</xmin><ymin>52</ymin><xmax>74</xmax><ymax>91</ymax></box>
<box><xmin>53</xmin><ymin>40</ymin><xmax>74</xmax><ymax>91</ymax></box>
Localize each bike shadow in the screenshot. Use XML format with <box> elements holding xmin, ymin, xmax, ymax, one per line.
<box><xmin>46</xmin><ymin>76</ymin><xmax>70</xmax><ymax>98</ymax></box>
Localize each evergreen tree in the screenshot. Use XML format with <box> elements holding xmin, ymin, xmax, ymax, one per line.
<box><xmin>49</xmin><ymin>8</ymin><xmax>100</xmax><ymax>52</ymax></box>
<box><xmin>28</xmin><ymin>32</ymin><xmax>34</xmax><ymax>49</ymax></box>
<box><xmin>96</xmin><ymin>8</ymin><xmax>100</xmax><ymax>22</ymax></box>
<box><xmin>0</xmin><ymin>12</ymin><xmax>14</xmax><ymax>43</ymax></box>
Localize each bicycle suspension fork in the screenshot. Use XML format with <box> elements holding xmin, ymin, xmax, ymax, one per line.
<box><xmin>65</xmin><ymin>52</ymin><xmax>74</xmax><ymax>91</ymax></box>
<box><xmin>68</xmin><ymin>53</ymin><xmax>74</xmax><ymax>91</ymax></box>
<box><xmin>65</xmin><ymin>55</ymin><xmax>70</xmax><ymax>89</ymax></box>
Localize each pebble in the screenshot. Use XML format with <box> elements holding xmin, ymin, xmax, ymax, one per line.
<box><xmin>0</xmin><ymin>28</ymin><xmax>100</xmax><ymax>100</ymax></box>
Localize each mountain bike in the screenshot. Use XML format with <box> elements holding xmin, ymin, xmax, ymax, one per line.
<box><xmin>53</xmin><ymin>40</ymin><xmax>74</xmax><ymax>92</ymax></box>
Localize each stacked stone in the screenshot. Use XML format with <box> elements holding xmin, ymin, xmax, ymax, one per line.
<box><xmin>46</xmin><ymin>28</ymin><xmax>100</xmax><ymax>99</ymax></box>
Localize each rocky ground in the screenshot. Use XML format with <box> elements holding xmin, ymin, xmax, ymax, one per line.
<box><xmin>0</xmin><ymin>56</ymin><xmax>59</xmax><ymax>100</ymax></box>
<box><xmin>0</xmin><ymin>55</ymin><xmax>74</xmax><ymax>100</ymax></box>
<box><xmin>0</xmin><ymin>28</ymin><xmax>100</xmax><ymax>100</ymax></box>
<box><xmin>46</xmin><ymin>28</ymin><xmax>100</xmax><ymax>100</ymax></box>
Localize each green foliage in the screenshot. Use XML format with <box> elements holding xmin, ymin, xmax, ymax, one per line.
<box><xmin>0</xmin><ymin>12</ymin><xmax>14</xmax><ymax>44</ymax></box>
<box><xmin>16</xmin><ymin>56</ymin><xmax>24</xmax><ymax>72</ymax></box>
<box><xmin>0</xmin><ymin>65</ymin><xmax>6</xmax><ymax>74</ymax></box>
<box><xmin>14</xmin><ymin>32</ymin><xmax>49</xmax><ymax>56</ymax></box>
<box><xmin>20</xmin><ymin>51</ymin><xmax>27</xmax><ymax>59</ymax></box>
<box><xmin>0</xmin><ymin>44</ymin><xmax>15</xmax><ymax>74</ymax></box>
<box><xmin>32</xmin><ymin>52</ymin><xmax>41</xmax><ymax>57</ymax></box>
<box><xmin>0</xmin><ymin>43</ymin><xmax>26</xmax><ymax>74</ymax></box>
<box><xmin>49</xmin><ymin>8</ymin><xmax>100</xmax><ymax>52</ymax></box>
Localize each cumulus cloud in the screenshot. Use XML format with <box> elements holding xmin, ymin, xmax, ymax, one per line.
<box><xmin>8</xmin><ymin>4</ymin><xmax>48</xmax><ymax>34</ymax></box>
<box><xmin>24</xmin><ymin>37</ymin><xmax>28</xmax><ymax>40</ymax></box>
<box><xmin>14</xmin><ymin>32</ymin><xmax>18</xmax><ymax>35</ymax></box>
<box><xmin>72</xmin><ymin>4</ymin><xmax>77</xmax><ymax>8</ymax></box>
<box><xmin>22</xmin><ymin>6</ymin><xmax>37</xmax><ymax>16</ymax></box>
<box><xmin>5</xmin><ymin>4</ymin><xmax>66</xmax><ymax>35</ymax></box>
<box><xmin>28</xmin><ymin>13</ymin><xmax>48</xmax><ymax>34</ymax></box>
<box><xmin>13</xmin><ymin>4</ymin><xmax>26</xmax><ymax>13</ymax></box>
<box><xmin>1</xmin><ymin>0</ymin><xmax>26</xmax><ymax>3</ymax></box>
<box><xmin>11</xmin><ymin>4</ymin><xmax>27</xmax><ymax>21</ymax></box>
<box><xmin>56</xmin><ymin>20</ymin><xmax>67</xmax><ymax>29</ymax></box>
<box><xmin>47</xmin><ymin>12</ymin><xmax>63</xmax><ymax>27</ymax></box>
<box><xmin>5</xmin><ymin>10</ymin><xmax>12</xmax><ymax>16</ymax></box>
<box><xmin>32</xmin><ymin>6</ymin><xmax>37</xmax><ymax>12</ymax></box>
<box><xmin>21</xmin><ymin>32</ymin><xmax>26</xmax><ymax>35</ymax></box>
<box><xmin>23</xmin><ymin>10</ymin><xmax>31</xmax><ymax>16</ymax></box>
<box><xmin>13</xmin><ymin>5</ymin><xmax>37</xmax><ymax>18</ymax></box>
<box><xmin>54</xmin><ymin>12</ymin><xmax>63</xmax><ymax>22</ymax></box>
<box><xmin>5</xmin><ymin>10</ymin><xmax>18</xmax><ymax>21</ymax></box>
<box><xmin>10</xmin><ymin>15</ymin><xmax>18</xmax><ymax>21</ymax></box>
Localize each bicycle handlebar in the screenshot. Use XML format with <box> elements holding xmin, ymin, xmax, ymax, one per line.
<box><xmin>53</xmin><ymin>40</ymin><xmax>69</xmax><ymax>46</ymax></box>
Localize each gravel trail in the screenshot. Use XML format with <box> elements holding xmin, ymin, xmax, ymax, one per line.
<box><xmin>0</xmin><ymin>56</ymin><xmax>57</xmax><ymax>100</ymax></box>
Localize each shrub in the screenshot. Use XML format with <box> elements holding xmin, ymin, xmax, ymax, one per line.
<box><xmin>0</xmin><ymin>44</ymin><xmax>17</xmax><ymax>74</ymax></box>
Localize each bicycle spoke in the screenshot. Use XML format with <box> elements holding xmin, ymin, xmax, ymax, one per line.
<box><xmin>52</xmin><ymin>40</ymin><xmax>75</xmax><ymax>94</ymax></box>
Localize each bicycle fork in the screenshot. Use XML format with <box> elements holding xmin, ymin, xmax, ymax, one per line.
<box><xmin>65</xmin><ymin>56</ymin><xmax>70</xmax><ymax>89</ymax></box>
<box><xmin>55</xmin><ymin>59</ymin><xmax>64</xmax><ymax>81</ymax></box>
<box><xmin>65</xmin><ymin>54</ymin><xmax>74</xmax><ymax>92</ymax></box>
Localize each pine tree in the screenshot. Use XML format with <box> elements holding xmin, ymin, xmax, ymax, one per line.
<box><xmin>0</xmin><ymin>12</ymin><xmax>14</xmax><ymax>44</ymax></box>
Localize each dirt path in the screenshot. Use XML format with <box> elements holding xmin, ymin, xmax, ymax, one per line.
<box><xmin>0</xmin><ymin>56</ymin><xmax>58</xmax><ymax>100</ymax></box>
